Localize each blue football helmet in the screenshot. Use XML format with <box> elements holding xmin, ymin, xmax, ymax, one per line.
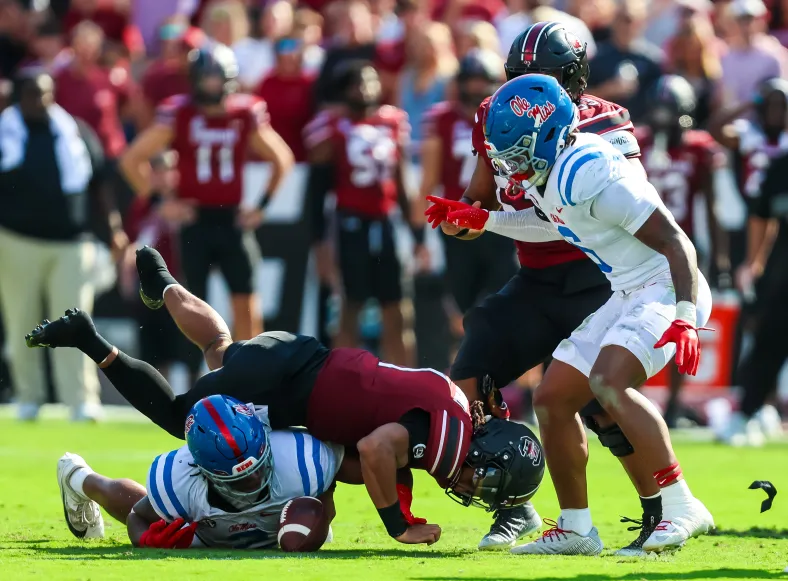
<box><xmin>484</xmin><ymin>74</ymin><xmax>578</xmax><ymax>186</ymax></box>
<box><xmin>185</xmin><ymin>395</ymin><xmax>273</xmax><ymax>503</ymax></box>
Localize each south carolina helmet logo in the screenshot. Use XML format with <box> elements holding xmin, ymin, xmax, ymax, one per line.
<box><xmin>519</xmin><ymin>436</ymin><xmax>542</xmax><ymax>466</ymax></box>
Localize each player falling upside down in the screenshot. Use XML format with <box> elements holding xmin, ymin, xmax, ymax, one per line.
<box><xmin>57</xmin><ymin>394</ymin><xmax>344</xmax><ymax>549</ymax></box>
<box><xmin>431</xmin><ymin>74</ymin><xmax>715</xmax><ymax>554</ymax></box>
<box><xmin>430</xmin><ymin>21</ymin><xmax>664</xmax><ymax>555</ymax></box>
<box><xmin>27</xmin><ymin>247</ymin><xmax>545</xmax><ymax>546</ymax></box>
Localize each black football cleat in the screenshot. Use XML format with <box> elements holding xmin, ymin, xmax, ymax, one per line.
<box><xmin>135</xmin><ymin>246</ymin><xmax>177</xmax><ymax>310</ymax></box>
<box><xmin>25</xmin><ymin>308</ymin><xmax>98</xmax><ymax>349</ymax></box>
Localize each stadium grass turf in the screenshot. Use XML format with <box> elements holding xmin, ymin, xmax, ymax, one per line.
<box><xmin>0</xmin><ymin>419</ymin><xmax>786</xmax><ymax>581</ymax></box>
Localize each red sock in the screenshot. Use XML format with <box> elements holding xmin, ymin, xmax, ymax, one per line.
<box><xmin>653</xmin><ymin>463</ymin><xmax>683</xmax><ymax>487</ymax></box>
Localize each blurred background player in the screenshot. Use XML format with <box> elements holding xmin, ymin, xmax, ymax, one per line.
<box><xmin>637</xmin><ymin>74</ymin><xmax>729</xmax><ymax>426</ymax></box>
<box><xmin>120</xmin><ymin>43</ymin><xmax>294</xmax><ymax>346</ymax></box>
<box><xmin>304</xmin><ymin>61</ymin><xmax>424</xmax><ymax>367</ymax></box>
<box><xmin>709</xmin><ymin>77</ymin><xmax>788</xmax><ymax>409</ymax></box>
<box><xmin>417</xmin><ymin>48</ymin><xmax>517</xmax><ymax>322</ymax></box>
<box><xmin>56</xmin><ymin>394</ymin><xmax>343</xmax><ymax>549</ymax></box>
<box><xmin>433</xmin><ymin>22</ymin><xmax>654</xmax><ymax>552</ymax></box>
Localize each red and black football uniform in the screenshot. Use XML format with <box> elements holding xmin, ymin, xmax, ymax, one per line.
<box><xmin>637</xmin><ymin>127</ymin><xmax>723</xmax><ymax>240</ymax></box>
<box><xmin>304</xmin><ymin>105</ymin><xmax>409</xmax><ymax>305</ymax></box>
<box><xmin>423</xmin><ymin>101</ymin><xmax>517</xmax><ymax>312</ymax></box>
<box><xmin>450</xmin><ymin>94</ymin><xmax>640</xmax><ymax>390</ymax></box>
<box><xmin>155</xmin><ymin>93</ymin><xmax>265</xmax><ymax>300</ymax></box>
<box><xmin>120</xmin><ymin>331</ymin><xmax>473</xmax><ymax>486</ymax></box>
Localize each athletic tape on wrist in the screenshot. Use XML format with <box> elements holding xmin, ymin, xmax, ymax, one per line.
<box><xmin>675</xmin><ymin>301</ymin><xmax>697</xmax><ymax>326</ymax></box>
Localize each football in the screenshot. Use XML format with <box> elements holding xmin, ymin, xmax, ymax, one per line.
<box><xmin>277</xmin><ymin>496</ymin><xmax>330</xmax><ymax>552</ymax></box>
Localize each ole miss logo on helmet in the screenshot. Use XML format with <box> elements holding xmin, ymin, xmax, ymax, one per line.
<box><xmin>509</xmin><ymin>96</ymin><xmax>556</xmax><ymax>128</ymax></box>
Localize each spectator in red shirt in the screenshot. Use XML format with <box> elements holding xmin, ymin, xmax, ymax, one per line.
<box><xmin>54</xmin><ymin>20</ymin><xmax>131</xmax><ymax>159</ymax></box>
<box><xmin>62</xmin><ymin>0</ymin><xmax>145</xmax><ymax>61</ymax></box>
<box><xmin>138</xmin><ymin>17</ymin><xmax>203</xmax><ymax>128</ymax></box>
<box><xmin>257</xmin><ymin>37</ymin><xmax>316</xmax><ymax>162</ymax></box>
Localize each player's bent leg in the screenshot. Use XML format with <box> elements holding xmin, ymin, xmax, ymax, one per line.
<box><xmin>57</xmin><ymin>453</ymin><xmax>105</xmax><ymax>539</ymax></box>
<box><xmin>380</xmin><ymin>301</ymin><xmax>411</xmax><ymax>367</ymax></box>
<box><xmin>230</xmin><ymin>293</ymin><xmax>262</xmax><ymax>340</ymax></box>
<box><xmin>83</xmin><ymin>474</ymin><xmax>147</xmax><ymax>524</ymax></box>
<box><xmin>334</xmin><ymin>301</ymin><xmax>362</xmax><ymax>349</ymax></box>
<box><xmin>588</xmin><ymin>346</ymin><xmax>713</xmax><ymax>552</ymax></box>
<box><xmin>511</xmin><ymin>361</ymin><xmax>603</xmax><ymax>556</ymax></box>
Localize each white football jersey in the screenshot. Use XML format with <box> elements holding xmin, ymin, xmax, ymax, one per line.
<box><xmin>146</xmin><ymin>429</ymin><xmax>344</xmax><ymax>549</ymax></box>
<box><xmin>493</xmin><ymin>128</ymin><xmax>641</xmax><ymax>244</ymax></box>
<box><xmin>525</xmin><ymin>132</ymin><xmax>670</xmax><ymax>291</ymax></box>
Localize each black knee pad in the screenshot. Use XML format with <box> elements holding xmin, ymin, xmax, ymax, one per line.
<box><xmin>581</xmin><ymin>400</ymin><xmax>634</xmax><ymax>457</ymax></box>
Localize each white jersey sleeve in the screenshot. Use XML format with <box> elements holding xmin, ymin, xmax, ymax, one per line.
<box><xmin>146</xmin><ymin>446</ymin><xmax>200</xmax><ymax>523</ymax></box>
<box><xmin>269</xmin><ymin>431</ymin><xmax>344</xmax><ymax>500</ymax></box>
<box><xmin>602</xmin><ymin>128</ymin><xmax>641</xmax><ymax>158</ymax></box>
<box><xmin>590</xmin><ymin>175</ymin><xmax>661</xmax><ymax>235</ymax></box>
<box><xmin>554</xmin><ymin>141</ymin><xmax>628</xmax><ymax>206</ymax></box>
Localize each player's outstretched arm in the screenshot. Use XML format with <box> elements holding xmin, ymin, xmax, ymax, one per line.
<box><xmin>442</xmin><ymin>155</ymin><xmax>499</xmax><ymax>240</ymax></box>
<box><xmin>357</xmin><ymin>423</ymin><xmax>441</xmax><ymax>545</ymax></box>
<box><xmin>127</xmin><ymin>496</ymin><xmax>159</xmax><ymax>546</ymax></box>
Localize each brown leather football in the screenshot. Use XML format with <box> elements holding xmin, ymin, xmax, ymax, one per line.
<box><xmin>277</xmin><ymin>496</ymin><xmax>330</xmax><ymax>552</ymax></box>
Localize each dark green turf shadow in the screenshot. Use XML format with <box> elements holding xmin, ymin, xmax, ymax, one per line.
<box><xmin>709</xmin><ymin>527</ymin><xmax>788</xmax><ymax>539</ymax></box>
<box><xmin>414</xmin><ymin>569</ymin><xmax>784</xmax><ymax>581</ymax></box>
<box><xmin>21</xmin><ymin>545</ymin><xmax>473</xmax><ymax>560</ymax></box>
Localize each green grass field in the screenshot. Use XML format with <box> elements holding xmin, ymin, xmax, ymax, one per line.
<box><xmin>0</xmin><ymin>418</ymin><xmax>786</xmax><ymax>581</ymax></box>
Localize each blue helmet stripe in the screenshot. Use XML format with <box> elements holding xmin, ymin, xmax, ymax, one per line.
<box><xmin>311</xmin><ymin>438</ymin><xmax>325</xmax><ymax>496</ymax></box>
<box><xmin>293</xmin><ymin>432</ymin><xmax>310</xmax><ymax>496</ymax></box>
<box><xmin>565</xmin><ymin>151</ymin><xmax>608</xmax><ymax>205</ymax></box>
<box><xmin>148</xmin><ymin>454</ymin><xmax>173</xmax><ymax>521</ymax></box>
<box><xmin>163</xmin><ymin>450</ymin><xmax>189</xmax><ymax>519</ymax></box>
<box><xmin>556</xmin><ymin>144</ymin><xmax>596</xmax><ymax>203</ymax></box>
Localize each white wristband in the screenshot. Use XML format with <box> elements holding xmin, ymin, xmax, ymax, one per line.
<box><xmin>162</xmin><ymin>283</ymin><xmax>180</xmax><ymax>298</ymax></box>
<box><xmin>675</xmin><ymin>301</ymin><xmax>697</xmax><ymax>326</ymax></box>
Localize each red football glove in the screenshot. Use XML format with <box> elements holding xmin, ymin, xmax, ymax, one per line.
<box><xmin>139</xmin><ymin>518</ymin><xmax>198</xmax><ymax>549</ymax></box>
<box><xmin>424</xmin><ymin>196</ymin><xmax>474</xmax><ymax>229</ymax></box>
<box><xmin>654</xmin><ymin>321</ymin><xmax>712</xmax><ymax>376</ymax></box>
<box><xmin>446</xmin><ymin>206</ymin><xmax>490</xmax><ymax>231</ymax></box>
<box><xmin>396</xmin><ymin>484</ymin><xmax>427</xmax><ymax>525</ymax></box>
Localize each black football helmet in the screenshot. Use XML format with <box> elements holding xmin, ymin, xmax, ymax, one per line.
<box><xmin>188</xmin><ymin>43</ymin><xmax>238</xmax><ymax>105</ymax></box>
<box><xmin>447</xmin><ymin>419</ymin><xmax>545</xmax><ymax>512</ymax></box>
<box><xmin>457</xmin><ymin>48</ymin><xmax>502</xmax><ymax>107</ymax></box>
<box><xmin>505</xmin><ymin>21</ymin><xmax>589</xmax><ymax>101</ymax></box>
<box><xmin>647</xmin><ymin>74</ymin><xmax>697</xmax><ymax>136</ymax></box>
<box><xmin>755</xmin><ymin>77</ymin><xmax>788</xmax><ymax>137</ymax></box>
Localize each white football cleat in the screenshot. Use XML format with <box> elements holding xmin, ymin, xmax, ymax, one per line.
<box><xmin>478</xmin><ymin>502</ymin><xmax>542</xmax><ymax>550</ymax></box>
<box><xmin>325</xmin><ymin>525</ymin><xmax>334</xmax><ymax>544</ymax></box>
<box><xmin>755</xmin><ymin>405</ymin><xmax>783</xmax><ymax>440</ymax></box>
<box><xmin>57</xmin><ymin>453</ymin><xmax>104</xmax><ymax>539</ymax></box>
<box><xmin>642</xmin><ymin>498</ymin><xmax>714</xmax><ymax>553</ymax></box>
<box><xmin>17</xmin><ymin>402</ymin><xmax>41</xmax><ymax>421</ymax></box>
<box><xmin>510</xmin><ymin>518</ymin><xmax>603</xmax><ymax>556</ymax></box>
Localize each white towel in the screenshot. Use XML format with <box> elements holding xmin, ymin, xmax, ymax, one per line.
<box><xmin>0</xmin><ymin>104</ymin><xmax>92</xmax><ymax>194</ymax></box>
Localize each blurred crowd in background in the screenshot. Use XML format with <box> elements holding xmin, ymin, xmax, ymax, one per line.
<box><xmin>1</xmin><ymin>0</ymin><xmax>788</xmax><ymax>446</ymax></box>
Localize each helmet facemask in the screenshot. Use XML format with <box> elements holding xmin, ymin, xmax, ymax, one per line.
<box><xmin>200</xmin><ymin>442</ymin><xmax>274</xmax><ymax>504</ymax></box>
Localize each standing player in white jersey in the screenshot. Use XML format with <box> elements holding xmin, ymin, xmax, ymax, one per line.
<box><xmin>432</xmin><ymin>74</ymin><xmax>715</xmax><ymax>555</ymax></box>
<box><xmin>426</xmin><ymin>21</ymin><xmax>665</xmax><ymax>555</ymax></box>
<box><xmin>56</xmin><ymin>394</ymin><xmax>344</xmax><ymax>549</ymax></box>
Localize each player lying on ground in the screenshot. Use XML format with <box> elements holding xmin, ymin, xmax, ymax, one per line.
<box><xmin>27</xmin><ymin>249</ymin><xmax>545</xmax><ymax>546</ymax></box>
<box><xmin>57</xmin><ymin>394</ymin><xmax>345</xmax><ymax>549</ymax></box>
<box><xmin>424</xmin><ymin>22</ymin><xmax>668</xmax><ymax>554</ymax></box>
<box><xmin>428</xmin><ymin>74</ymin><xmax>715</xmax><ymax>554</ymax></box>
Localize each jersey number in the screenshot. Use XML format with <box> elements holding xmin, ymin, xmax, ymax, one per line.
<box><xmin>452</xmin><ymin>138</ymin><xmax>476</xmax><ymax>187</ymax></box>
<box><xmin>557</xmin><ymin>225</ymin><xmax>613</xmax><ymax>273</ymax></box>
<box><xmin>650</xmin><ymin>172</ymin><xmax>689</xmax><ymax>222</ymax></box>
<box><xmin>347</xmin><ymin>128</ymin><xmax>396</xmax><ymax>188</ymax></box>
<box><xmin>196</xmin><ymin>144</ymin><xmax>235</xmax><ymax>184</ymax></box>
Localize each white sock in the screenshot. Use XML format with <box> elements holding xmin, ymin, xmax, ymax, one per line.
<box><xmin>69</xmin><ymin>467</ymin><xmax>94</xmax><ymax>498</ymax></box>
<box><xmin>559</xmin><ymin>508</ymin><xmax>593</xmax><ymax>536</ymax></box>
<box><xmin>661</xmin><ymin>479</ymin><xmax>693</xmax><ymax>506</ymax></box>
